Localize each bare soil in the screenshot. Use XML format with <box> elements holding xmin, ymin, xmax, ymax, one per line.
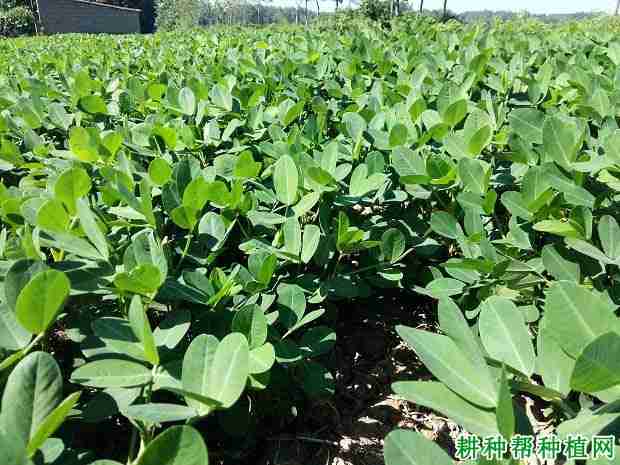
<box><xmin>256</xmin><ymin>293</ymin><xmax>464</xmax><ymax>465</ymax></box>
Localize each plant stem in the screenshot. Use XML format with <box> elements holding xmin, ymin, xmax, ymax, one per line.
<box><xmin>329</xmin><ymin>252</ymin><xmax>342</xmax><ymax>279</ymax></box>
<box><xmin>126</xmin><ymin>426</ymin><xmax>139</xmax><ymax>465</ymax></box>
<box><xmin>237</xmin><ymin>216</ymin><xmax>251</xmax><ymax>240</ymax></box>
<box><xmin>56</xmin><ymin>216</ymin><xmax>80</xmax><ymax>262</ymax></box>
<box><xmin>555</xmin><ymin>399</ymin><xmax>578</xmax><ymax>419</ymax></box>
<box><xmin>344</xmin><ymin>249</ymin><xmax>414</xmax><ymax>277</ymax></box>
<box><xmin>175</xmin><ymin>233</ymin><xmax>193</xmax><ymax>272</ymax></box>
<box><xmin>0</xmin><ymin>331</ymin><xmax>46</xmax><ymax>373</ymax></box>
<box><xmin>128</xmin><ymin>368</ymin><xmax>157</xmax><ymax>464</ymax></box>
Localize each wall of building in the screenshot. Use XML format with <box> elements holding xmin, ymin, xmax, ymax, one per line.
<box><xmin>37</xmin><ymin>0</ymin><xmax>142</xmax><ymax>34</ymax></box>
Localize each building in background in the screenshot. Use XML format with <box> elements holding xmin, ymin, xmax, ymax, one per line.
<box><xmin>35</xmin><ymin>0</ymin><xmax>155</xmax><ymax>34</ymax></box>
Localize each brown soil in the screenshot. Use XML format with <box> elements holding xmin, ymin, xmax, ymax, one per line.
<box><xmin>256</xmin><ymin>294</ymin><xmax>464</xmax><ymax>465</ymax></box>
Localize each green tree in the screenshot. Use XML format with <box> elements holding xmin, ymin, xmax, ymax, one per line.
<box><xmin>359</xmin><ymin>0</ymin><xmax>390</xmax><ymax>22</ymax></box>
<box><xmin>155</xmin><ymin>0</ymin><xmax>201</xmax><ymax>30</ymax></box>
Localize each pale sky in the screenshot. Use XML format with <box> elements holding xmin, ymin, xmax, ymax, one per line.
<box><xmin>297</xmin><ymin>0</ymin><xmax>616</xmax><ymax>14</ymax></box>
<box><xmin>418</xmin><ymin>0</ymin><xmax>614</xmax><ymax>14</ymax></box>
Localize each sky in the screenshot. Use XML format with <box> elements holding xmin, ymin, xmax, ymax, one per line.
<box><xmin>417</xmin><ymin>0</ymin><xmax>614</xmax><ymax>14</ymax></box>
<box><xmin>295</xmin><ymin>0</ymin><xmax>617</xmax><ymax>14</ymax></box>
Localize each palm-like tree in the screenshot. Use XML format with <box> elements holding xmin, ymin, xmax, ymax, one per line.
<box><xmin>442</xmin><ymin>0</ymin><xmax>447</xmax><ymax>17</ymax></box>
<box><xmin>419</xmin><ymin>0</ymin><xmax>423</xmax><ymax>13</ymax></box>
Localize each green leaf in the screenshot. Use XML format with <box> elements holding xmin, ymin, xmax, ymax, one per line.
<box><xmin>231</xmin><ymin>305</ymin><xmax>268</xmax><ymax>350</ymax></box>
<box><xmin>153</xmin><ymin>126</ymin><xmax>177</xmax><ymax>150</ymax></box>
<box><xmin>0</xmin><ymin>352</ymin><xmax>63</xmax><ymax>446</ymax></box>
<box><xmin>543</xmin><ymin>114</ymin><xmax>580</xmax><ymax>168</ymax></box>
<box><xmin>26</xmin><ymin>392</ymin><xmax>81</xmax><ymax>457</ymax></box>
<box><xmin>246</xmin><ymin>210</ymin><xmax>286</xmax><ymax>226</ymax></box>
<box><xmin>467</xmin><ymin>125</ymin><xmax>492</xmax><ymax>156</ymax></box>
<box><xmin>159</xmin><ymin>387</ymin><xmax>220</xmax><ymax>411</ymax></box>
<box><xmin>603</xmin><ymin>129</ymin><xmax>620</xmax><ymax>161</ymax></box>
<box><xmin>171</xmin><ymin>205</ymin><xmax>198</xmax><ymax>230</ymax></box>
<box><xmin>0</xmin><ymin>304</ymin><xmax>32</xmax><ymax>350</ymax></box>
<box><xmin>300</xmin><ymin>326</ymin><xmax>336</xmax><ymax>357</ymax></box>
<box><xmin>128</xmin><ymin>295</ymin><xmax>159</xmax><ymax>366</ymax></box>
<box><xmin>233</xmin><ymin>151</ymin><xmax>261</xmax><ymax>179</ymax></box>
<box><xmin>384</xmin><ymin>430</ymin><xmax>453</xmax><ymax>465</ymax></box>
<box><xmin>419</xmin><ymin>278</ymin><xmax>465</xmax><ymax>299</ymax></box>
<box><xmin>0</xmin><ymin>138</ymin><xmax>24</xmax><ymax>166</ymax></box>
<box><xmin>541</xmin><ymin>245</ymin><xmax>580</xmax><ymax>282</ymax></box>
<box><xmin>76</xmin><ymin>198</ymin><xmax>109</xmax><ymax>261</ymax></box>
<box><xmin>557</xmin><ymin>401</ymin><xmax>620</xmax><ymax>440</ymax></box>
<box><xmin>198</xmin><ymin>212</ymin><xmax>227</xmax><ymax>249</ymax></box>
<box><xmin>570</xmin><ymin>332</ymin><xmax>620</xmax><ymax>393</ymax></box>
<box><xmin>16</xmin><ymin>270</ymin><xmax>70</xmax><ymax>334</ymax></box>
<box><xmin>389</xmin><ymin>124</ymin><xmax>408</xmax><ymax>147</ymax></box>
<box><xmin>381</xmin><ymin>228</ymin><xmax>405</xmax><ymax>263</ymax></box>
<box><xmin>496</xmin><ymin>367</ymin><xmax>515</xmax><ymax>440</ymax></box>
<box><xmin>566</xmin><ymin>238</ymin><xmax>612</xmax><ymax>264</ymax></box>
<box><xmin>301</xmin><ymin>224</ymin><xmax>321</xmax><ymax>264</ymax></box>
<box><xmin>183</xmin><ymin>177</ymin><xmax>225</xmax><ymax>211</ymax></box>
<box><xmin>182</xmin><ymin>334</ymin><xmax>219</xmax><ymax>416</ymax></box>
<box><xmin>36</xmin><ymin>199</ymin><xmax>70</xmax><ymax>233</ymax></box>
<box><xmin>273</xmin><ymin>155</ymin><xmax>298</xmax><ymax>205</ymax></box>
<box><xmin>283</xmin><ymin>100</ymin><xmax>304</xmax><ymax>126</ymax></box>
<box><xmin>102</xmin><ymin>131</ymin><xmax>123</xmax><ymax>156</ymax></box>
<box><xmin>207</xmin><ymin>333</ymin><xmax>250</xmax><ymax>408</ymax></box>
<box><xmin>249</xmin><ymin>343</ymin><xmax>275</xmax><ymax>374</ymax></box>
<box><xmin>533</xmin><ymin>220</ymin><xmax>583</xmax><ymax>238</ymax></box>
<box><xmin>0</xmin><ymin>427</ymin><xmax>30</xmax><ymax>465</ymax></box>
<box><xmin>522</xmin><ymin>165</ymin><xmax>552</xmax><ymax>211</ymax></box>
<box><xmin>590</xmin><ymin>87</ymin><xmax>611</xmax><ymax>118</ymax></box>
<box><xmin>508</xmin><ymin>108</ymin><xmax>544</xmax><ymax>145</ymax></box>
<box><xmin>545</xmin><ymin>164</ymin><xmax>595</xmax><ymax>208</ymax></box>
<box><xmin>153</xmin><ymin>309</ymin><xmax>191</xmax><ymax>350</ymax></box>
<box><xmin>396</xmin><ymin>325</ymin><xmax>497</xmax><ymax>408</ymax></box>
<box><xmin>430</xmin><ymin>211</ymin><xmax>462</xmax><ymax>239</ymax></box>
<box><xmin>136</xmin><ymin>425</ymin><xmax>208</xmax><ymax>465</ymax></box>
<box><xmin>149</xmin><ymin>159</ymin><xmax>173</xmax><ymax>186</ymax></box>
<box><xmin>479</xmin><ymin>296</ymin><xmax>536</xmax><ymax>376</ymax></box>
<box><xmin>114</xmin><ymin>264</ymin><xmax>163</xmax><ymax>297</ymax></box>
<box><xmin>248</xmin><ymin>252</ymin><xmax>277</xmax><ymax>284</ymax></box>
<box><xmin>277</xmin><ymin>283</ymin><xmax>306</xmax><ymax>329</ymax></box>
<box><xmin>438</xmin><ymin>298</ymin><xmax>487</xmax><ymax>369</ymax></box>
<box><xmin>458</xmin><ymin>158</ymin><xmax>488</xmax><ymax>195</ymax></box>
<box><xmin>501</xmin><ymin>191</ymin><xmax>533</xmax><ymax>221</ymax></box>
<box><xmin>179</xmin><ymin>87</ymin><xmax>196</xmax><ymax>116</ymax></box>
<box><xmin>54</xmin><ymin>167</ymin><xmax>91</xmax><ymax>215</ymax></box>
<box><xmin>300</xmin><ymin>360</ymin><xmax>334</xmax><ymax>398</ymax></box>
<box><xmin>71</xmin><ymin>359</ymin><xmax>152</xmax><ymax>388</ymax></box>
<box><xmin>392</xmin><ymin>381</ymin><xmax>499</xmax><ymax>436</ymax></box>
<box><xmin>210</xmin><ymin>83</ymin><xmax>232</xmax><ymax>111</ymax></box>
<box><xmin>536</xmin><ymin>319</ymin><xmax>574</xmax><ymax>397</ymax></box>
<box><xmin>442</xmin><ymin>99</ymin><xmax>468</xmax><ymax>127</ymax></box>
<box><xmin>39</xmin><ymin>230</ymin><xmax>105</xmax><ymax>261</ymax></box>
<box><xmin>124</xmin><ymin>403</ymin><xmax>197</xmax><ymax>424</ymax></box>
<box><xmin>79</xmin><ymin>95</ymin><xmax>107</xmax><ymax>114</ymax></box>
<box><xmin>544</xmin><ymin>281</ymin><xmax>618</xmax><ymax>358</ymax></box>
<box><xmin>283</xmin><ymin>217</ymin><xmax>301</xmax><ymax>257</ymax></box>
<box><xmin>391</xmin><ymin>147</ymin><xmax>427</xmax><ymax>181</ymax></box>
<box><xmin>293</xmin><ymin>191</ymin><xmax>320</xmax><ymax>217</ymax></box>
<box><xmin>4</xmin><ymin>260</ymin><xmax>49</xmax><ymax>312</ymax></box>
<box><xmin>48</xmin><ymin>103</ymin><xmax>73</xmax><ymax>131</ymax></box>
<box><xmin>92</xmin><ymin>317</ymin><xmax>146</xmax><ymax>361</ymax></box>
<box><xmin>599</xmin><ymin>215</ymin><xmax>620</xmax><ymax>261</ymax></box>
<box><xmin>342</xmin><ymin>112</ymin><xmax>366</xmax><ymax>142</ymax></box>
